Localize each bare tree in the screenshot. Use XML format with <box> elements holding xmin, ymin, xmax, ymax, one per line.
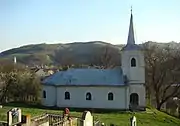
<box><xmin>144</xmin><ymin>43</ymin><xmax>180</xmax><ymax>110</ymax></box>
<box><xmin>93</xmin><ymin>45</ymin><xmax>119</xmax><ymax>69</ymax></box>
<box><xmin>54</xmin><ymin>49</ymin><xmax>74</xmax><ymax>67</ymax></box>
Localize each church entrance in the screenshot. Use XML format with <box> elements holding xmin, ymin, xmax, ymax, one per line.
<box><xmin>130</xmin><ymin>93</ymin><xmax>139</xmax><ymax>107</ymax></box>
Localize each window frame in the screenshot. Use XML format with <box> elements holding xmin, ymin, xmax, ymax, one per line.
<box><xmin>65</xmin><ymin>91</ymin><xmax>70</xmax><ymax>100</ymax></box>
<box><xmin>131</xmin><ymin>58</ymin><xmax>136</xmax><ymax>67</ymax></box>
<box><xmin>108</xmin><ymin>92</ymin><xmax>114</xmax><ymax>101</ymax></box>
<box><xmin>43</xmin><ymin>90</ymin><xmax>46</xmax><ymax>98</ymax></box>
<box><xmin>86</xmin><ymin>92</ymin><xmax>92</xmax><ymax>100</ymax></box>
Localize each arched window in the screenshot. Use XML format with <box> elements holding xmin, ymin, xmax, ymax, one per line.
<box><xmin>130</xmin><ymin>93</ymin><xmax>139</xmax><ymax>106</ymax></box>
<box><xmin>108</xmin><ymin>92</ymin><xmax>114</xmax><ymax>101</ymax></box>
<box><xmin>131</xmin><ymin>58</ymin><xmax>136</xmax><ymax>67</ymax></box>
<box><xmin>65</xmin><ymin>91</ymin><xmax>70</xmax><ymax>100</ymax></box>
<box><xmin>43</xmin><ymin>90</ymin><xmax>46</xmax><ymax>98</ymax></box>
<box><xmin>86</xmin><ymin>92</ymin><xmax>92</xmax><ymax>100</ymax></box>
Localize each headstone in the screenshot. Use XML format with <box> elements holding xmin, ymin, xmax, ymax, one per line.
<box><xmin>7</xmin><ymin>108</ymin><xmax>21</xmax><ymax>125</ymax></box>
<box><xmin>82</xmin><ymin>111</ymin><xmax>93</xmax><ymax>126</ymax></box>
<box><xmin>130</xmin><ymin>116</ymin><xmax>137</xmax><ymax>126</ymax></box>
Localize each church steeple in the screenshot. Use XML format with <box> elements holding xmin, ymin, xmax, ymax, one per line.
<box><xmin>122</xmin><ymin>7</ymin><xmax>141</xmax><ymax>51</ymax></box>
<box><xmin>127</xmin><ymin>7</ymin><xmax>135</xmax><ymax>45</ymax></box>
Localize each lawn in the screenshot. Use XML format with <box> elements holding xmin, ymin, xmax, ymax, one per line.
<box><xmin>0</xmin><ymin>103</ymin><xmax>180</xmax><ymax>126</ymax></box>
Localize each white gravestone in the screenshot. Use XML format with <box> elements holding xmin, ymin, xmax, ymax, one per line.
<box><xmin>82</xmin><ymin>111</ymin><xmax>93</xmax><ymax>126</ymax></box>
<box><xmin>130</xmin><ymin>116</ymin><xmax>137</xmax><ymax>126</ymax></box>
<box><xmin>7</xmin><ymin>108</ymin><xmax>22</xmax><ymax>126</ymax></box>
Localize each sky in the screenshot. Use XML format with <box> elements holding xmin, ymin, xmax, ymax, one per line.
<box><xmin>0</xmin><ymin>0</ymin><xmax>180</xmax><ymax>52</ymax></box>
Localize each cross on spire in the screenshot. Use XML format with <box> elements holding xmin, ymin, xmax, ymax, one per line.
<box><xmin>127</xmin><ymin>6</ymin><xmax>135</xmax><ymax>45</ymax></box>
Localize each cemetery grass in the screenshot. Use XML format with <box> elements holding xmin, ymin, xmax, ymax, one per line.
<box><xmin>0</xmin><ymin>103</ymin><xmax>180</xmax><ymax>126</ymax></box>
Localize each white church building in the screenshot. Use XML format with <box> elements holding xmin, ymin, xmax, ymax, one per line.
<box><xmin>41</xmin><ymin>10</ymin><xmax>146</xmax><ymax>110</ymax></box>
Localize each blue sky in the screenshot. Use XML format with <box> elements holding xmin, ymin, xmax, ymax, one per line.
<box><xmin>0</xmin><ymin>0</ymin><xmax>180</xmax><ymax>52</ymax></box>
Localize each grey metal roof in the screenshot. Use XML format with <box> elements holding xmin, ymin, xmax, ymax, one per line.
<box><xmin>42</xmin><ymin>67</ymin><xmax>125</xmax><ymax>86</ymax></box>
<box><xmin>121</xmin><ymin>44</ymin><xmax>142</xmax><ymax>51</ymax></box>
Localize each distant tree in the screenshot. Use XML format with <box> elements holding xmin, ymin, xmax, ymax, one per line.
<box><xmin>0</xmin><ymin>71</ymin><xmax>17</xmax><ymax>103</ymax></box>
<box><xmin>0</xmin><ymin>63</ymin><xmax>41</xmax><ymax>103</ymax></box>
<box><xmin>93</xmin><ymin>45</ymin><xmax>119</xmax><ymax>69</ymax></box>
<box><xmin>144</xmin><ymin>43</ymin><xmax>180</xmax><ymax>110</ymax></box>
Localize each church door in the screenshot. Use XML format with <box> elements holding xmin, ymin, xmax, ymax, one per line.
<box><xmin>130</xmin><ymin>93</ymin><xmax>139</xmax><ymax>107</ymax></box>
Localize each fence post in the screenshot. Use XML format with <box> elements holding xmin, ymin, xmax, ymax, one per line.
<box><xmin>7</xmin><ymin>111</ymin><xmax>12</xmax><ymax>126</ymax></box>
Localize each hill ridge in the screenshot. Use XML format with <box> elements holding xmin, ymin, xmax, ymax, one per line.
<box><xmin>0</xmin><ymin>41</ymin><xmax>180</xmax><ymax>66</ymax></box>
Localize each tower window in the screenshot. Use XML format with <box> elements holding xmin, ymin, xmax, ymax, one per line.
<box><xmin>43</xmin><ymin>90</ymin><xmax>46</xmax><ymax>98</ymax></box>
<box><xmin>65</xmin><ymin>91</ymin><xmax>70</xmax><ymax>100</ymax></box>
<box><xmin>131</xmin><ymin>58</ymin><xmax>136</xmax><ymax>67</ymax></box>
<box><xmin>108</xmin><ymin>92</ymin><xmax>114</xmax><ymax>101</ymax></box>
<box><xmin>86</xmin><ymin>92</ymin><xmax>92</xmax><ymax>100</ymax></box>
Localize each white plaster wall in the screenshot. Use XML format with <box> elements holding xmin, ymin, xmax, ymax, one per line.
<box><xmin>129</xmin><ymin>84</ymin><xmax>146</xmax><ymax>107</ymax></box>
<box><xmin>56</xmin><ymin>86</ymin><xmax>127</xmax><ymax>109</ymax></box>
<box><xmin>121</xmin><ymin>50</ymin><xmax>145</xmax><ymax>84</ymax></box>
<box><xmin>129</xmin><ymin>67</ymin><xmax>145</xmax><ymax>83</ymax></box>
<box><xmin>42</xmin><ymin>85</ymin><xmax>56</xmax><ymax>107</ymax></box>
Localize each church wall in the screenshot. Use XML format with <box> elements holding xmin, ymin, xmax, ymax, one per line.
<box><xmin>56</xmin><ymin>86</ymin><xmax>127</xmax><ymax>109</ymax></box>
<box><xmin>129</xmin><ymin>84</ymin><xmax>146</xmax><ymax>107</ymax></box>
<box><xmin>129</xmin><ymin>67</ymin><xmax>145</xmax><ymax>83</ymax></box>
<box><xmin>42</xmin><ymin>85</ymin><xmax>56</xmax><ymax>107</ymax></box>
<box><xmin>121</xmin><ymin>50</ymin><xmax>145</xmax><ymax>84</ymax></box>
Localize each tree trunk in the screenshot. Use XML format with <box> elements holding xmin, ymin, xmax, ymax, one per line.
<box><xmin>156</xmin><ymin>93</ymin><xmax>161</xmax><ymax>110</ymax></box>
<box><xmin>157</xmin><ymin>104</ymin><xmax>161</xmax><ymax>110</ymax></box>
<box><xmin>157</xmin><ymin>101</ymin><xmax>164</xmax><ymax>110</ymax></box>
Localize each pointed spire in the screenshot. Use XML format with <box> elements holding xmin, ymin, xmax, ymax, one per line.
<box><xmin>122</xmin><ymin>7</ymin><xmax>141</xmax><ymax>51</ymax></box>
<box><xmin>127</xmin><ymin>7</ymin><xmax>135</xmax><ymax>45</ymax></box>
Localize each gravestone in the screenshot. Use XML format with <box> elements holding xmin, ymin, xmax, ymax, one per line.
<box><xmin>82</xmin><ymin>111</ymin><xmax>93</xmax><ymax>126</ymax></box>
<box><xmin>7</xmin><ymin>108</ymin><xmax>21</xmax><ymax>126</ymax></box>
<box><xmin>130</xmin><ymin>116</ymin><xmax>137</xmax><ymax>126</ymax></box>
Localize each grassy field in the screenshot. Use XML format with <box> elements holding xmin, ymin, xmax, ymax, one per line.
<box><xmin>0</xmin><ymin>103</ymin><xmax>180</xmax><ymax>126</ymax></box>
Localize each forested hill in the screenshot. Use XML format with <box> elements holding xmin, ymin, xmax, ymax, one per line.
<box><xmin>0</xmin><ymin>41</ymin><xmax>179</xmax><ymax>66</ymax></box>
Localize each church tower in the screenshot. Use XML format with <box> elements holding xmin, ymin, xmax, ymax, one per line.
<box><xmin>121</xmin><ymin>8</ymin><xmax>146</xmax><ymax>109</ymax></box>
<box><xmin>121</xmin><ymin>9</ymin><xmax>145</xmax><ymax>84</ymax></box>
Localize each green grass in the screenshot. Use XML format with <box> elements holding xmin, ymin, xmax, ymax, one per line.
<box><xmin>0</xmin><ymin>103</ymin><xmax>180</xmax><ymax>126</ymax></box>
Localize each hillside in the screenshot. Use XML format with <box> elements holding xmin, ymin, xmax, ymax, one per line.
<box><xmin>0</xmin><ymin>103</ymin><xmax>180</xmax><ymax>126</ymax></box>
<box><xmin>0</xmin><ymin>41</ymin><xmax>179</xmax><ymax>66</ymax></box>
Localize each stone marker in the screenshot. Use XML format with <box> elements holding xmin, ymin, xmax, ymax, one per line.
<box><xmin>82</xmin><ymin>111</ymin><xmax>93</xmax><ymax>126</ymax></box>
<box><xmin>130</xmin><ymin>116</ymin><xmax>137</xmax><ymax>126</ymax></box>
<box><xmin>7</xmin><ymin>108</ymin><xmax>21</xmax><ymax>126</ymax></box>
